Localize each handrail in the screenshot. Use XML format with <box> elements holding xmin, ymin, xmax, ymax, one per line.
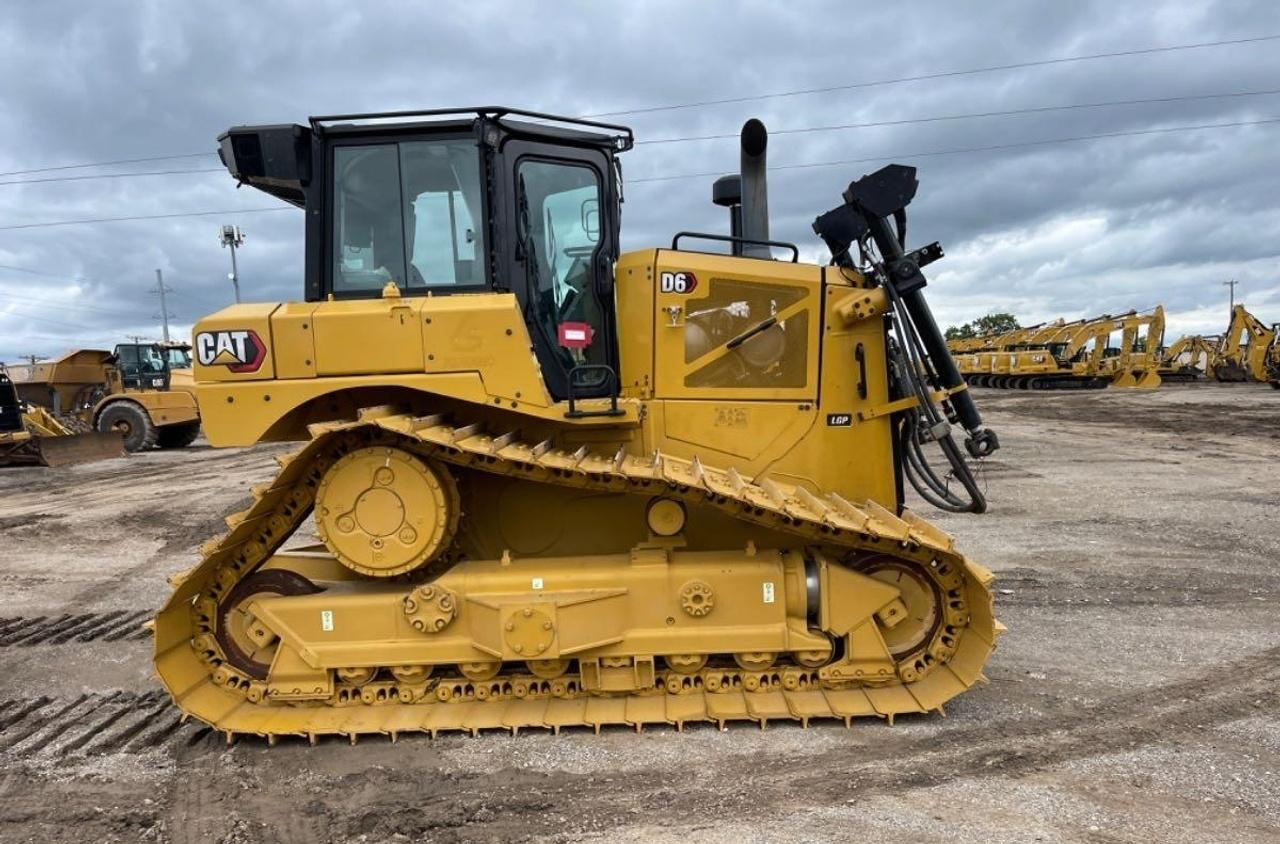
<box><xmin>669</xmin><ymin>231</ymin><xmax>799</xmax><ymax>262</ymax></box>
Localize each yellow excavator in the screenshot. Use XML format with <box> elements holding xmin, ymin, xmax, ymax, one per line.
<box><xmin>951</xmin><ymin>308</ymin><xmax>1162</xmax><ymax>390</ymax></box>
<box><xmin>1159</xmin><ymin>334</ymin><xmax>1217</xmax><ymax>382</ymax></box>
<box><xmin>1099</xmin><ymin>308</ymin><xmax>1163</xmax><ymax>389</ymax></box>
<box><xmin>1209</xmin><ymin>304</ymin><xmax>1277</xmax><ymax>383</ymax></box>
<box><xmin>154</xmin><ymin>107</ymin><xmax>1003</xmax><ymax>741</ymax></box>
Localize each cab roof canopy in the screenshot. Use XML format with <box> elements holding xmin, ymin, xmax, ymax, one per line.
<box><xmin>217</xmin><ymin>106</ymin><xmax>634</xmax><ymax>207</ymax></box>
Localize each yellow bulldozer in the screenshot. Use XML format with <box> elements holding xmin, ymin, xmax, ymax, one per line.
<box><xmin>155</xmin><ymin>107</ymin><xmax>1004</xmax><ymax>742</ymax></box>
<box><xmin>8</xmin><ymin>342</ymin><xmax>201</xmax><ymax>452</ymax></box>
<box><xmin>0</xmin><ymin>366</ymin><xmax>123</xmax><ymax>466</ymax></box>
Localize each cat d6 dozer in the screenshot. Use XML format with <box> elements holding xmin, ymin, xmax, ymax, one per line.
<box><xmin>156</xmin><ymin>108</ymin><xmax>1002</xmax><ymax>742</ymax></box>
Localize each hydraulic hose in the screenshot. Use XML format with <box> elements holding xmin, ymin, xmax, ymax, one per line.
<box><xmin>864</xmin><ymin>214</ymin><xmax>996</xmax><ymax>457</ymax></box>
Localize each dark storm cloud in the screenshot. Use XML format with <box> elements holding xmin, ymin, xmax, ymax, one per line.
<box><xmin>1</xmin><ymin>0</ymin><xmax>1278</xmax><ymax>359</ymax></box>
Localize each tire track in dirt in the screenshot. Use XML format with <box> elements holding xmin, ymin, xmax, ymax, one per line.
<box><xmin>768</xmin><ymin>644</ymin><xmax>1280</xmax><ymax>802</ymax></box>
<box><xmin>145</xmin><ymin>644</ymin><xmax>1280</xmax><ymax>841</ymax></box>
<box><xmin>2</xmin><ymin>645</ymin><xmax>1273</xmax><ymax>841</ymax></box>
<box><xmin>0</xmin><ymin>610</ymin><xmax>152</xmax><ymax>646</ymax></box>
<box><xmin>0</xmin><ymin>690</ymin><xmax>179</xmax><ymax>759</ymax></box>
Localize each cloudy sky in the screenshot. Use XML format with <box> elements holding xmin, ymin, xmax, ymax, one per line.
<box><xmin>1</xmin><ymin>0</ymin><xmax>1278</xmax><ymax>361</ymax></box>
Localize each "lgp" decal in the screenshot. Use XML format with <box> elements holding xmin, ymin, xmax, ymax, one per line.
<box><xmin>195</xmin><ymin>329</ymin><xmax>267</xmax><ymax>373</ymax></box>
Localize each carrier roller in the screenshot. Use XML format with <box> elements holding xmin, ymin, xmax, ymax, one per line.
<box><xmin>155</xmin><ymin>407</ymin><xmax>1001</xmax><ymax>742</ymax></box>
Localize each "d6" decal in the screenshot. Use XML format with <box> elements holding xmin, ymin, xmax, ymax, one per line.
<box><xmin>659</xmin><ymin>271</ymin><xmax>698</xmax><ymax>294</ymax></box>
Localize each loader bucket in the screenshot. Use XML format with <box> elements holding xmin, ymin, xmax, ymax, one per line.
<box><xmin>1111</xmin><ymin>371</ymin><xmax>1138</xmax><ymax>388</ymax></box>
<box><xmin>31</xmin><ymin>430</ymin><xmax>125</xmax><ymax>467</ymax></box>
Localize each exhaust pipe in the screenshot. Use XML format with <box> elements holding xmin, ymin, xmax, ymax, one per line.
<box><xmin>739</xmin><ymin>119</ymin><xmax>770</xmax><ymax>258</ymax></box>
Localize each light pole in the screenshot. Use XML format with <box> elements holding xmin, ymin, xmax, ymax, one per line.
<box><xmin>219</xmin><ymin>224</ymin><xmax>245</xmax><ymax>303</ymax></box>
<box><xmin>1223</xmin><ymin>278</ymin><xmax>1238</xmax><ymax>319</ymax></box>
<box><xmin>153</xmin><ymin>268</ymin><xmax>174</xmax><ymax>342</ymax></box>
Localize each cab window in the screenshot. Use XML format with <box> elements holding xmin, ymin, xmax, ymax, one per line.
<box><xmin>166</xmin><ymin>347</ymin><xmax>191</xmax><ymax>369</ymax></box>
<box><xmin>516</xmin><ymin>159</ymin><xmax>606</xmax><ymax>380</ymax></box>
<box><xmin>331</xmin><ymin>139</ymin><xmax>487</xmax><ymax>294</ymax></box>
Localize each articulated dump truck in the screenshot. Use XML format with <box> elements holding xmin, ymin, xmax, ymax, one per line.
<box><xmin>8</xmin><ymin>344</ymin><xmax>201</xmax><ymax>453</ymax></box>
<box><xmin>156</xmin><ymin>108</ymin><xmax>1003</xmax><ymax>742</ymax></box>
<box><xmin>950</xmin><ymin>308</ymin><xmax>1163</xmax><ymax>390</ymax></box>
<box><xmin>0</xmin><ymin>366</ymin><xmax>122</xmax><ymax>467</ymax></box>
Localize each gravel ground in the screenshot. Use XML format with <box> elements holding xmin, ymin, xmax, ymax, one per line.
<box><xmin>0</xmin><ymin>380</ymin><xmax>1276</xmax><ymax>843</ymax></box>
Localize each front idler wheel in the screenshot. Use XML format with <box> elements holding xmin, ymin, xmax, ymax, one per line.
<box><xmin>851</xmin><ymin>556</ymin><xmax>943</xmax><ymax>662</ymax></box>
<box><xmin>215</xmin><ymin>569</ymin><xmax>322</xmax><ymax>680</ymax></box>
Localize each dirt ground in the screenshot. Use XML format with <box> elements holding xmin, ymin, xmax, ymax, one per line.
<box><xmin>0</xmin><ymin>381</ymin><xmax>1277</xmax><ymax>844</ymax></box>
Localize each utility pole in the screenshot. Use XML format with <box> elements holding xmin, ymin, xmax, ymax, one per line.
<box><xmin>19</xmin><ymin>354</ymin><xmax>44</xmax><ymax>366</ymax></box>
<box><xmin>1223</xmin><ymin>278</ymin><xmax>1238</xmax><ymax>317</ymax></box>
<box><xmin>220</xmin><ymin>224</ymin><xmax>244</xmax><ymax>303</ymax></box>
<box><xmin>152</xmin><ymin>269</ymin><xmax>175</xmax><ymax>343</ymax></box>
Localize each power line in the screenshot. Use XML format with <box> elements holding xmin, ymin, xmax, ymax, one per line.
<box><xmin>0</xmin><ymin>152</ymin><xmax>215</xmax><ymax>179</ymax></box>
<box><xmin>636</xmin><ymin>87</ymin><xmax>1280</xmax><ymax>145</ymax></box>
<box><xmin>0</xmin><ymin>291</ymin><xmax>147</xmax><ymax>319</ymax></box>
<box><xmin>0</xmin><ymin>263</ymin><xmax>81</xmax><ymax>279</ymax></box>
<box><xmin>0</xmin><ymin>206</ymin><xmax>293</xmax><ymax>232</ymax></box>
<box><xmin>584</xmin><ymin>33</ymin><xmax>1280</xmax><ymax>118</ymax></box>
<box><xmin>0</xmin><ymin>88</ymin><xmax>1267</xmax><ymax>188</ymax></box>
<box><xmin>0</xmin><ymin>329</ymin><xmax>120</xmax><ymax>345</ymax></box>
<box><xmin>0</xmin><ymin>88</ymin><xmax>1267</xmax><ymax>198</ymax></box>
<box><xmin>0</xmin><ymin>115</ymin><xmax>1274</xmax><ymax>231</ymax></box>
<box><xmin>4</xmin><ymin>33</ymin><xmax>1276</xmax><ymax>180</ymax></box>
<box><xmin>629</xmin><ymin>116</ymin><xmax>1280</xmax><ymax>184</ymax></box>
<box><xmin>0</xmin><ymin>168</ymin><xmax>224</xmax><ymax>187</ymax></box>
<box><xmin>0</xmin><ymin>305</ymin><xmax>102</xmax><ymax>331</ymax></box>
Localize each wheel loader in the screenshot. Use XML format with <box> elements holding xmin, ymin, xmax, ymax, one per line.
<box><xmin>8</xmin><ymin>342</ymin><xmax>201</xmax><ymax>452</ymax></box>
<box><xmin>155</xmin><ymin>107</ymin><xmax>1003</xmax><ymax>741</ymax></box>
<box><xmin>0</xmin><ymin>366</ymin><xmax>123</xmax><ymax>466</ymax></box>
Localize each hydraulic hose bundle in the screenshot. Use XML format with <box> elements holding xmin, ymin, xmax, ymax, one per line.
<box><xmin>814</xmin><ymin>165</ymin><xmax>999</xmax><ymax>513</ymax></box>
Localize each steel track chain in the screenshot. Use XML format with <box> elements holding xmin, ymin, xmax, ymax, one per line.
<box><xmin>156</xmin><ymin>406</ymin><xmax>1000</xmax><ymax>740</ymax></box>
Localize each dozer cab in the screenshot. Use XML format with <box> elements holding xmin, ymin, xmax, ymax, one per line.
<box><xmin>9</xmin><ymin>342</ymin><xmax>201</xmax><ymax>452</ymax></box>
<box><xmin>156</xmin><ymin>107</ymin><xmax>1002</xmax><ymax>741</ymax></box>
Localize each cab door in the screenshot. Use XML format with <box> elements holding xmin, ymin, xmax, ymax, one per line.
<box><xmin>652</xmin><ymin>250</ymin><xmax>821</xmax><ymax>402</ymax></box>
<box><xmin>501</xmin><ymin>140</ymin><xmax>619</xmax><ymax>402</ymax></box>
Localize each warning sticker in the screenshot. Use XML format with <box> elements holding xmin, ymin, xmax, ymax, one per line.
<box><xmin>762</xmin><ymin>582</ymin><xmax>776</xmax><ymax>604</ymax></box>
<box><xmin>320</xmin><ymin>610</ymin><xmax>334</xmax><ymax>632</ymax></box>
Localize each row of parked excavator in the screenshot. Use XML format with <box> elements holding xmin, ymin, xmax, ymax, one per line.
<box><xmin>948</xmin><ymin>304</ymin><xmax>1280</xmax><ymax>390</ymax></box>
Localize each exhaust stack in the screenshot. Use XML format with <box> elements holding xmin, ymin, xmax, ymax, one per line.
<box><xmin>739</xmin><ymin>118</ymin><xmax>770</xmax><ymax>258</ymax></box>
